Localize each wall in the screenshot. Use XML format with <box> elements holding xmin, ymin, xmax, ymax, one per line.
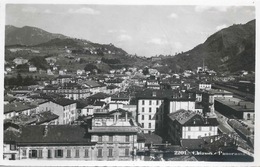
<box><xmin>137</xmin><ymin>99</ymin><xmax>164</xmax><ymax>133</ymax></box>
<box><xmin>182</xmin><ymin>126</ymin><xmax>218</xmax><ymax>139</ymax></box>
<box><xmin>169</xmin><ymin>101</ymin><xmax>195</xmax><ymax>113</ymax></box>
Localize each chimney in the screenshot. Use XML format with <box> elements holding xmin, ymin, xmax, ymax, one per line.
<box><xmin>43</xmin><ymin>125</ymin><xmax>48</xmax><ymax>137</ymax></box>
<box><xmin>205</xmin><ymin>117</ymin><xmax>208</xmax><ymax>124</ymax></box>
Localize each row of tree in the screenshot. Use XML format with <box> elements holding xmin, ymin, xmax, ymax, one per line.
<box><xmin>4</xmin><ymin>74</ymin><xmax>38</xmax><ymax>88</ymax></box>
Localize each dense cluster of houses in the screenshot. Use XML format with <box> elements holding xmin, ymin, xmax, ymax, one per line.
<box><xmin>3</xmin><ymin>64</ymin><xmax>255</xmax><ymax>161</ymax></box>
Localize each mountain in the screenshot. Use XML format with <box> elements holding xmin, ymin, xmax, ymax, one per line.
<box><xmin>5</xmin><ymin>25</ymin><xmax>68</xmax><ymax>46</ymax></box>
<box><xmin>164</xmin><ymin>19</ymin><xmax>255</xmax><ymax>73</ymax></box>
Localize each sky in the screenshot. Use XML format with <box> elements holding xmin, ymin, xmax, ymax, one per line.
<box><xmin>5</xmin><ymin>4</ymin><xmax>255</xmax><ymax>57</ymax></box>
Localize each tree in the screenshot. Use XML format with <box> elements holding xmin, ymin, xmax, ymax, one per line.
<box><xmin>142</xmin><ymin>67</ymin><xmax>149</xmax><ymax>75</ymax></box>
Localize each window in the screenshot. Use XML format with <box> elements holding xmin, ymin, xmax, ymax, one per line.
<box><xmin>97</xmin><ymin>149</ymin><xmax>102</xmax><ymax>158</ymax></box>
<box><xmin>48</xmin><ymin>150</ymin><xmax>52</xmax><ymax>158</ymax></box>
<box><xmin>148</xmin><ymin>123</ymin><xmax>151</xmax><ymax>128</ymax></box>
<box><xmin>98</xmin><ymin>135</ymin><xmax>102</xmax><ymax>142</ymax></box>
<box><xmin>149</xmin><ymin>107</ymin><xmax>152</xmax><ymax>112</ymax></box>
<box><xmin>10</xmin><ymin>144</ymin><xmax>16</xmax><ymax>150</ymax></box>
<box><xmin>156</xmin><ymin>108</ymin><xmax>159</xmax><ymax>113</ymax></box>
<box><xmin>142</xmin><ymin>107</ymin><xmax>145</xmax><ymax>112</ymax></box>
<box><xmin>156</xmin><ymin>100</ymin><xmax>159</xmax><ymax>105</ymax></box>
<box><xmin>109</xmin><ymin>135</ymin><xmax>113</xmax><ymax>142</ymax></box>
<box><xmin>75</xmin><ymin>149</ymin><xmax>80</xmax><ymax>158</ymax></box>
<box><xmin>149</xmin><ymin>100</ymin><xmax>152</xmax><ymax>105</ymax></box>
<box><xmin>188</xmin><ymin>135</ymin><xmax>191</xmax><ymax>139</ymax></box>
<box><xmin>188</xmin><ymin>127</ymin><xmax>191</xmax><ymax>131</ymax></box>
<box><xmin>22</xmin><ymin>150</ymin><xmax>26</xmax><ymax>156</ymax></box>
<box><xmin>149</xmin><ymin>115</ymin><xmax>152</xmax><ymax>120</ymax></box>
<box><xmin>142</xmin><ymin>100</ymin><xmax>145</xmax><ymax>105</ymax></box>
<box><xmin>67</xmin><ymin>149</ymin><xmax>71</xmax><ymax>158</ymax></box>
<box><xmin>142</xmin><ymin>123</ymin><xmax>144</xmax><ymax>128</ymax></box>
<box><xmin>125</xmin><ymin>135</ymin><xmax>130</xmax><ymax>142</ymax></box>
<box><xmin>29</xmin><ymin>150</ymin><xmax>37</xmax><ymax>158</ymax></box>
<box><xmin>85</xmin><ymin>149</ymin><xmax>89</xmax><ymax>157</ymax></box>
<box><xmin>55</xmin><ymin>149</ymin><xmax>63</xmax><ymax>158</ymax></box>
<box><xmin>209</xmin><ymin>126</ymin><xmax>212</xmax><ymax>131</ymax></box>
<box><xmin>199</xmin><ymin>127</ymin><xmax>202</xmax><ymax>131</ymax></box>
<box><xmin>125</xmin><ymin>148</ymin><xmax>129</xmax><ymax>156</ymax></box>
<box><xmin>38</xmin><ymin>150</ymin><xmax>43</xmax><ymax>158</ymax></box>
<box><xmin>108</xmin><ymin>148</ymin><xmax>113</xmax><ymax>157</ymax></box>
<box><xmin>198</xmin><ymin>135</ymin><xmax>201</xmax><ymax>139</ymax></box>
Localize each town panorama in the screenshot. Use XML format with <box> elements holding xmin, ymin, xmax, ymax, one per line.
<box><xmin>3</xmin><ymin>4</ymin><xmax>255</xmax><ymax>163</ymax></box>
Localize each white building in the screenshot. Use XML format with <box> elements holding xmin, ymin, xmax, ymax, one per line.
<box><xmin>168</xmin><ymin>110</ymin><xmax>219</xmax><ymax>144</ymax></box>
<box><xmin>38</xmin><ymin>99</ymin><xmax>77</xmax><ymax>124</ymax></box>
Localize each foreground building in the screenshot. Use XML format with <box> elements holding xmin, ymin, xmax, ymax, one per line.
<box><xmin>167</xmin><ymin>110</ymin><xmax>219</xmax><ymax>145</ymax></box>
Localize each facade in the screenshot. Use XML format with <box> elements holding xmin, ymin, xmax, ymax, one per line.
<box><xmin>167</xmin><ymin>110</ymin><xmax>219</xmax><ymax>145</ymax></box>
<box><xmin>136</xmin><ymin>89</ymin><xmax>172</xmax><ymax>134</ymax></box>
<box><xmin>88</xmin><ymin>109</ymin><xmax>140</xmax><ymax>161</ymax></box>
<box><xmin>38</xmin><ymin>98</ymin><xmax>77</xmax><ymax>124</ymax></box>
<box><xmin>29</xmin><ymin>65</ymin><xmax>37</xmax><ymax>72</ymax></box>
<box><xmin>4</xmin><ymin>125</ymin><xmax>96</xmax><ymax>160</ymax></box>
<box><xmin>43</xmin><ymin>83</ymin><xmax>91</xmax><ymax>100</ymax></box>
<box><xmin>199</xmin><ymin>82</ymin><xmax>212</xmax><ymax>90</ymax></box>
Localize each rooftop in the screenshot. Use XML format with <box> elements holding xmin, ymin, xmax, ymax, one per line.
<box><xmin>215</xmin><ymin>97</ymin><xmax>254</xmax><ymax>112</ymax></box>
<box><xmin>4</xmin><ymin>102</ymin><xmax>37</xmax><ymax>114</ymax></box>
<box><xmin>4</xmin><ymin>125</ymin><xmax>93</xmax><ymax>145</ymax></box>
<box><xmin>36</xmin><ymin>111</ymin><xmax>59</xmax><ymax>125</ymax></box>
<box><xmin>51</xmin><ymin>98</ymin><xmax>76</xmax><ymax>106</ymax></box>
<box><xmin>88</xmin><ymin>92</ymin><xmax>110</xmax><ymax>99</ymax></box>
<box><xmin>168</xmin><ymin>110</ymin><xmax>219</xmax><ymax>126</ymax></box>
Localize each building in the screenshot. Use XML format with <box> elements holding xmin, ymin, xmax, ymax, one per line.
<box><xmin>4</xmin><ymin>125</ymin><xmax>96</xmax><ymax>160</ymax></box>
<box><xmin>57</xmin><ymin>83</ymin><xmax>91</xmax><ymax>100</ymax></box>
<box><xmin>106</xmin><ymin>85</ymin><xmax>120</xmax><ymax>94</ymax></box>
<box><xmin>199</xmin><ymin>82</ymin><xmax>212</xmax><ymax>90</ymax></box>
<box><xmin>29</xmin><ymin>65</ymin><xmax>37</xmax><ymax>72</ymax></box>
<box><xmin>83</xmin><ymin>80</ymin><xmax>107</xmax><ymax>94</ymax></box>
<box><xmin>145</xmin><ymin>79</ymin><xmax>160</xmax><ymax>90</ymax></box>
<box><xmin>13</xmin><ymin>57</ymin><xmax>28</xmax><ymax>65</ymax></box>
<box><xmin>201</xmin><ymin>89</ymin><xmax>233</xmax><ymax>115</ymax></box>
<box><xmin>136</xmin><ymin>89</ymin><xmax>173</xmax><ymax>134</ymax></box>
<box><xmin>214</xmin><ymin>97</ymin><xmax>254</xmax><ymax>120</ymax></box>
<box><xmin>4</xmin><ymin>102</ymin><xmax>38</xmax><ymax>119</ymax></box>
<box><xmin>167</xmin><ymin>110</ymin><xmax>219</xmax><ymax>145</ymax></box>
<box><xmin>88</xmin><ymin>109</ymin><xmax>140</xmax><ymax>161</ymax></box>
<box><xmin>88</xmin><ymin>92</ymin><xmax>111</xmax><ymax>104</ymax></box>
<box><xmin>38</xmin><ymin>98</ymin><xmax>77</xmax><ymax>124</ymax></box>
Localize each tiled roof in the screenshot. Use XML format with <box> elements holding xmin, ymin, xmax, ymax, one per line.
<box><xmin>168</xmin><ymin>110</ymin><xmax>219</xmax><ymax>126</ymax></box>
<box><xmin>88</xmin><ymin>126</ymin><xmax>138</xmax><ymax>133</ymax></box>
<box><xmin>36</xmin><ymin>111</ymin><xmax>59</xmax><ymax>125</ymax></box>
<box><xmin>16</xmin><ymin>125</ymin><xmax>92</xmax><ymax>145</ymax></box>
<box><xmin>4</xmin><ymin>102</ymin><xmax>37</xmax><ymax>114</ymax></box>
<box><xmin>4</xmin><ymin>128</ymin><xmax>21</xmax><ymax>143</ymax></box>
<box><xmin>88</xmin><ymin>92</ymin><xmax>110</xmax><ymax>99</ymax></box>
<box><xmin>51</xmin><ymin>98</ymin><xmax>76</xmax><ymax>106</ymax></box>
<box><xmin>143</xmin><ymin>133</ymin><xmax>163</xmax><ymax>144</ymax></box>
<box><xmin>107</xmin><ymin>84</ymin><xmax>120</xmax><ymax>89</ymax></box>
<box><xmin>4</xmin><ymin>95</ymin><xmax>16</xmax><ymax>102</ymax></box>
<box><xmin>84</xmin><ymin>80</ymin><xmax>102</xmax><ymax>88</ymax></box>
<box><xmin>215</xmin><ymin>97</ymin><xmax>254</xmax><ymax>112</ymax></box>
<box><xmin>8</xmin><ymin>114</ymin><xmax>37</xmax><ymax>125</ymax></box>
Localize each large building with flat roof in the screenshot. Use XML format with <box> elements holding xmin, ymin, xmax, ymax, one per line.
<box><xmin>214</xmin><ymin>97</ymin><xmax>254</xmax><ymax>120</ymax></box>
